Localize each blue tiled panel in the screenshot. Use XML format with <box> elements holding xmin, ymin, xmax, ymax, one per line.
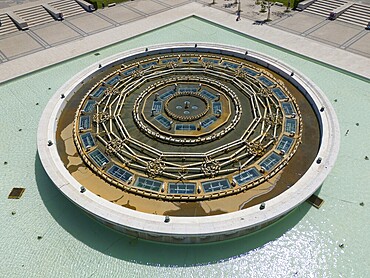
<box><xmin>200</xmin><ymin>89</ymin><xmax>216</xmax><ymax>100</ymax></box>
<box><xmin>213</xmin><ymin>102</ymin><xmax>222</xmax><ymax>114</ymax></box>
<box><xmin>276</xmin><ymin>136</ymin><xmax>294</xmax><ymax>153</ymax></box>
<box><xmin>233</xmin><ymin>167</ymin><xmax>261</xmax><ymax>186</ymax></box>
<box><xmin>90</xmin><ymin>86</ymin><xmax>106</xmax><ymax>98</ymax></box>
<box><xmin>259</xmin><ymin>152</ymin><xmax>282</xmax><ymax>171</ymax></box>
<box><xmin>272</xmin><ymin>87</ymin><xmax>287</xmax><ymax>100</ymax></box>
<box><xmin>162</xmin><ymin>58</ymin><xmax>178</xmax><ymax>64</ymax></box>
<box><xmin>202</xmin><ymin>179</ymin><xmax>230</xmax><ymax>193</ymax></box>
<box><xmin>155</xmin><ymin>115</ymin><xmax>171</xmax><ymax>128</ymax></box>
<box><xmin>80</xmin><ymin>132</ymin><xmax>95</xmax><ymax>149</ymax></box>
<box><xmin>242</xmin><ymin>68</ymin><xmax>259</xmax><ymax>76</ymax></box>
<box><xmin>222</xmin><ymin>61</ymin><xmax>239</xmax><ymax>69</ymax></box>
<box><xmin>203</xmin><ymin>58</ymin><xmax>219</xmax><ymax>64</ymax></box>
<box><xmin>175</xmin><ymin>124</ymin><xmax>196</xmax><ymax>131</ymax></box>
<box><xmin>134</xmin><ymin>177</ymin><xmax>162</xmax><ymax>192</ymax></box>
<box><xmin>152</xmin><ymin>101</ymin><xmax>162</xmax><ymax>113</ymax></box>
<box><xmin>159</xmin><ymin>90</ymin><xmax>175</xmax><ymax>100</ymax></box>
<box><xmin>168</xmin><ymin>183</ymin><xmax>196</xmax><ymax>194</ymax></box>
<box><xmin>285</xmin><ymin>118</ymin><xmax>297</xmax><ymax>133</ymax></box>
<box><xmin>79</xmin><ymin>115</ymin><xmax>90</xmax><ymax>130</ymax></box>
<box><xmin>142</xmin><ymin>61</ymin><xmax>158</xmax><ymax>69</ymax></box>
<box><xmin>201</xmin><ymin>116</ymin><xmax>217</xmax><ymax>128</ymax></box>
<box><xmin>89</xmin><ymin>149</ymin><xmax>109</xmax><ymax>167</ymax></box>
<box><xmin>182</xmin><ymin>57</ymin><xmax>199</xmax><ymax>63</ymax></box>
<box><xmin>107</xmin><ymin>165</ymin><xmax>133</xmax><ymax>182</ymax></box>
<box><xmin>178</xmin><ymin>87</ymin><xmax>197</xmax><ymax>92</ymax></box>
<box><xmin>258</xmin><ymin>76</ymin><xmax>275</xmax><ymax>87</ymax></box>
<box><xmin>83</xmin><ymin>100</ymin><xmax>96</xmax><ymax>112</ymax></box>
<box><xmin>282</xmin><ymin>102</ymin><xmax>295</xmax><ymax>115</ymax></box>
<box><xmin>107</xmin><ymin>75</ymin><xmax>120</xmax><ymax>85</ymax></box>
<box><xmin>122</xmin><ymin>67</ymin><xmax>138</xmax><ymax>76</ymax></box>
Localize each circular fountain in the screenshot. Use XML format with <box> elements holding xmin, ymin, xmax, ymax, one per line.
<box><xmin>37</xmin><ymin>43</ymin><xmax>339</xmax><ymax>243</ymax></box>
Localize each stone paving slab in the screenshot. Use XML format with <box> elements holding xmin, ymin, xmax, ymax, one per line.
<box><xmin>32</xmin><ymin>22</ymin><xmax>81</xmax><ymax>46</ymax></box>
<box><xmin>97</xmin><ymin>5</ymin><xmax>143</xmax><ymax>24</ymax></box>
<box><xmin>67</xmin><ymin>13</ymin><xmax>114</xmax><ymax>35</ymax></box>
<box><xmin>308</xmin><ymin>21</ymin><xmax>363</xmax><ymax>46</ymax></box>
<box><xmin>124</xmin><ymin>0</ymin><xmax>168</xmax><ymax>15</ymax></box>
<box><xmin>274</xmin><ymin>12</ymin><xmax>325</xmax><ymax>34</ymax></box>
<box><xmin>347</xmin><ymin>32</ymin><xmax>370</xmax><ymax>57</ymax></box>
<box><xmin>0</xmin><ymin>32</ymin><xmax>42</xmax><ymax>58</ymax></box>
<box><xmin>0</xmin><ymin>2</ymin><xmax>10</xmax><ymax>9</ymax></box>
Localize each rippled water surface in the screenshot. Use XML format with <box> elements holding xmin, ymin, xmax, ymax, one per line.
<box><xmin>0</xmin><ymin>17</ymin><xmax>369</xmax><ymax>277</ymax></box>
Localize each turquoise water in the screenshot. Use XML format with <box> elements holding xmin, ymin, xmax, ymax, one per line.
<box><xmin>1</xmin><ymin>17</ymin><xmax>369</xmax><ymax>277</ymax></box>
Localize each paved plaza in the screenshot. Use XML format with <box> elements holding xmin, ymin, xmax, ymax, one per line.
<box><xmin>0</xmin><ymin>0</ymin><xmax>369</xmax><ymax>82</ymax></box>
<box><xmin>0</xmin><ymin>0</ymin><xmax>369</xmax><ymax>78</ymax></box>
<box><xmin>271</xmin><ymin>11</ymin><xmax>369</xmax><ymax>55</ymax></box>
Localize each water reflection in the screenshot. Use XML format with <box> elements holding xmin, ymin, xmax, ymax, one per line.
<box><xmin>35</xmin><ymin>152</ymin><xmax>312</xmax><ymax>266</ymax></box>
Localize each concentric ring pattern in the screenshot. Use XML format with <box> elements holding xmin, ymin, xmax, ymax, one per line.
<box><xmin>73</xmin><ymin>51</ymin><xmax>303</xmax><ymax>201</ymax></box>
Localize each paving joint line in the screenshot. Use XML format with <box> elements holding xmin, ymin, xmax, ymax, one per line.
<box><xmin>62</xmin><ymin>20</ymin><xmax>88</xmax><ymax>37</ymax></box>
<box><xmin>94</xmin><ymin>11</ymin><xmax>121</xmax><ymax>27</ymax></box>
<box><xmin>85</xmin><ymin>25</ymin><xmax>117</xmax><ymax>36</ymax></box>
<box><xmin>346</xmin><ymin>48</ymin><xmax>370</xmax><ymax>58</ymax></box>
<box><xmin>120</xmin><ymin>15</ymin><xmax>146</xmax><ymax>25</ymax></box>
<box><xmin>27</xmin><ymin>30</ymin><xmax>51</xmax><ymax>48</ymax></box>
<box><xmin>270</xmin><ymin>24</ymin><xmax>301</xmax><ymax>35</ymax></box>
<box><xmin>49</xmin><ymin>35</ymin><xmax>83</xmax><ymax>48</ymax></box>
<box><xmin>300</xmin><ymin>19</ymin><xmax>329</xmax><ymax>37</ymax></box>
<box><xmin>0</xmin><ymin>50</ymin><xmax>8</xmax><ymax>62</ymax></box>
<box><xmin>30</xmin><ymin>21</ymin><xmax>58</xmax><ymax>31</ymax></box>
<box><xmin>305</xmin><ymin>34</ymin><xmax>341</xmax><ymax>48</ymax></box>
<box><xmin>151</xmin><ymin>0</ymin><xmax>172</xmax><ymax>8</ymax></box>
<box><xmin>6</xmin><ymin>46</ymin><xmax>44</xmax><ymax>61</ymax></box>
<box><xmin>146</xmin><ymin>7</ymin><xmax>173</xmax><ymax>17</ymax></box>
<box><xmin>122</xmin><ymin>3</ymin><xmax>148</xmax><ymax>16</ymax></box>
<box><xmin>339</xmin><ymin>29</ymin><xmax>368</xmax><ymax>49</ymax></box>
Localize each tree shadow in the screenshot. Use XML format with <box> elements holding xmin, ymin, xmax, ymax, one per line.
<box><xmin>35</xmin><ymin>152</ymin><xmax>314</xmax><ymax>266</ymax></box>
<box><xmin>253</xmin><ymin>20</ymin><xmax>269</xmax><ymax>25</ymax></box>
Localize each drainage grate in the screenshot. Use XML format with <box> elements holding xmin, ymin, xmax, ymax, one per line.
<box><xmin>8</xmin><ymin>188</ymin><xmax>25</xmax><ymax>199</ymax></box>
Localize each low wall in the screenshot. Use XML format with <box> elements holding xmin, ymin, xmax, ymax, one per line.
<box><xmin>43</xmin><ymin>4</ymin><xmax>63</xmax><ymax>20</ymax></box>
<box><xmin>329</xmin><ymin>3</ymin><xmax>353</xmax><ymax>19</ymax></box>
<box><xmin>76</xmin><ymin>0</ymin><xmax>95</xmax><ymax>12</ymax></box>
<box><xmin>297</xmin><ymin>0</ymin><xmax>316</xmax><ymax>11</ymax></box>
<box><xmin>6</xmin><ymin>11</ymin><xmax>28</xmax><ymax>30</ymax></box>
